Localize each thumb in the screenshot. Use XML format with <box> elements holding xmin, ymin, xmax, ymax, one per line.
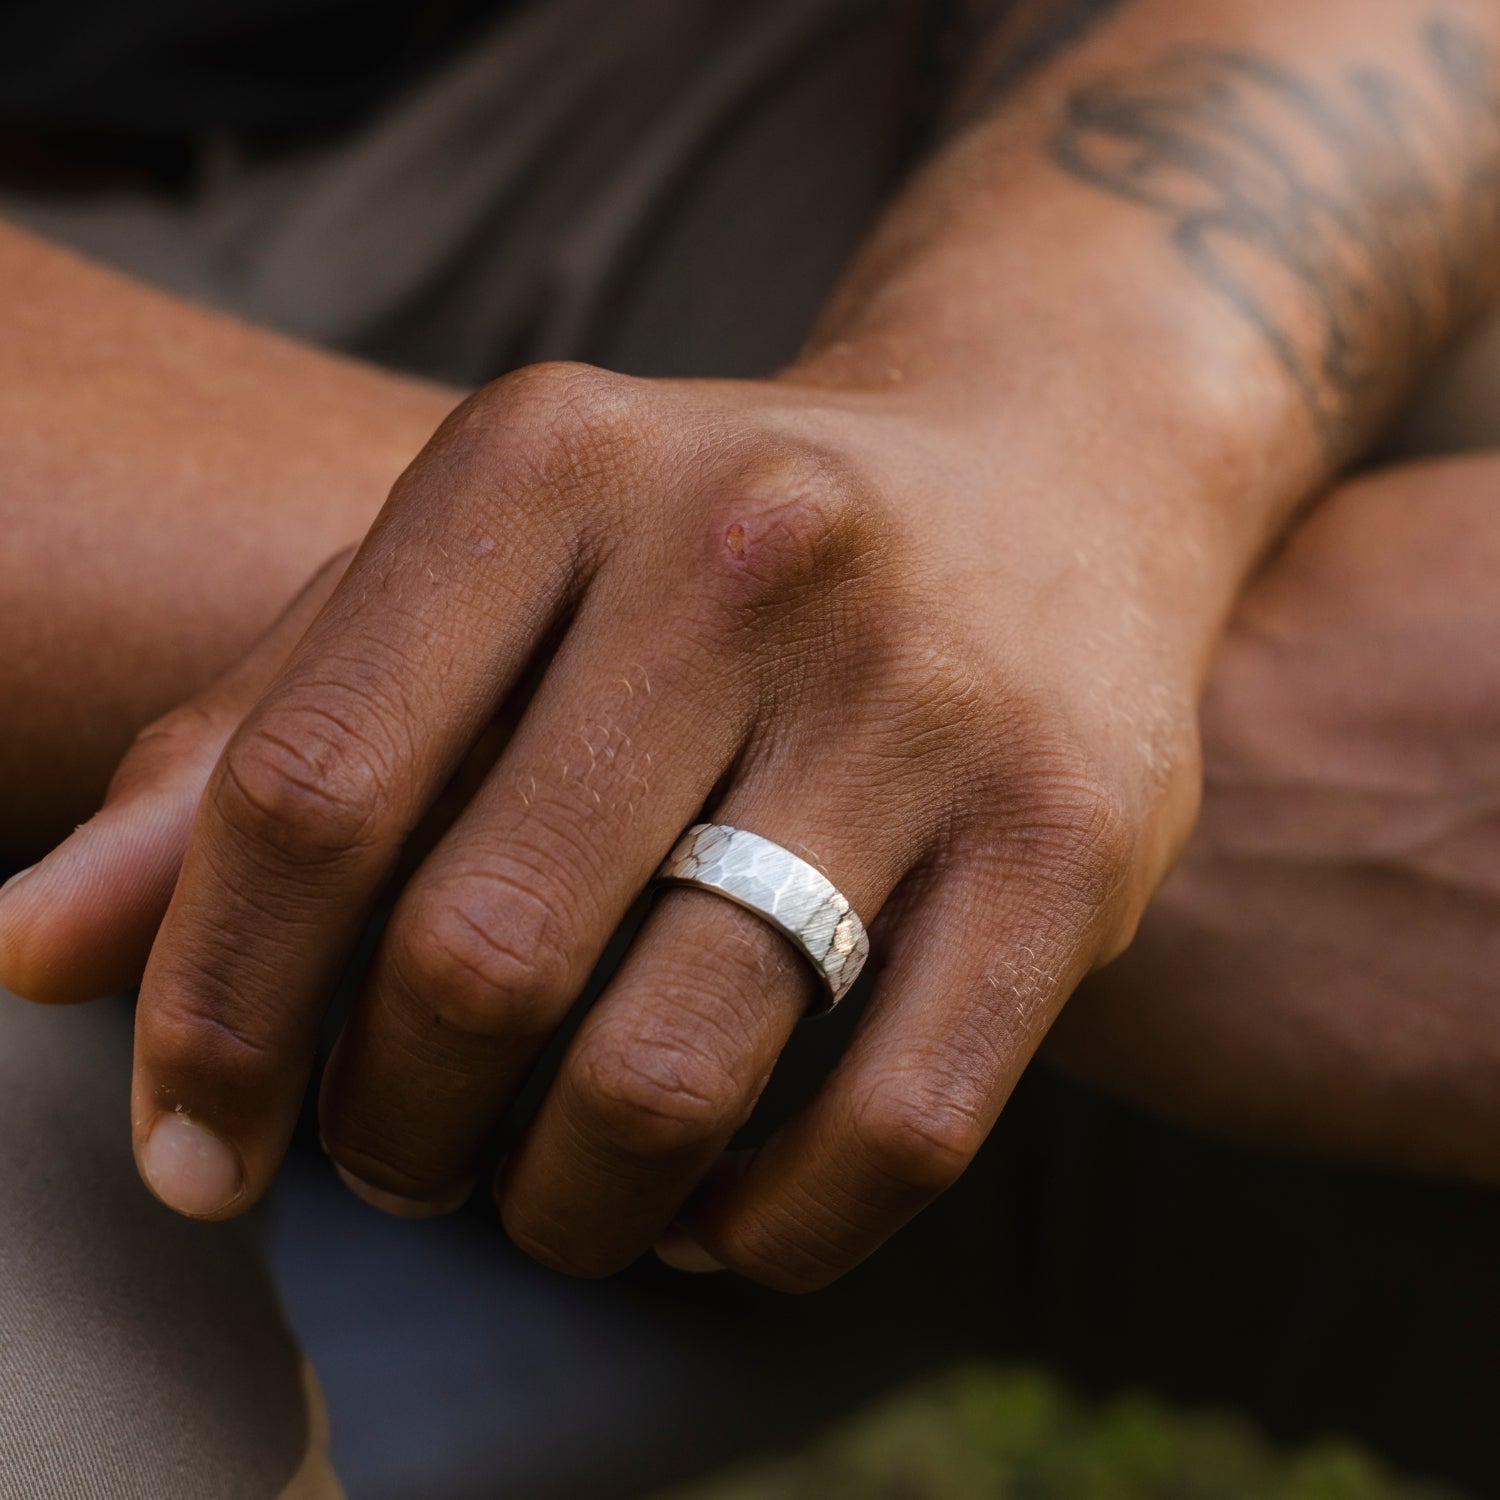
<box><xmin>0</xmin><ymin>551</ymin><xmax>352</xmax><ymax>1004</ymax></box>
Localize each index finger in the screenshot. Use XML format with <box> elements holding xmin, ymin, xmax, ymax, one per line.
<box><xmin>131</xmin><ymin>372</ymin><xmax>598</xmax><ymax>1218</ymax></box>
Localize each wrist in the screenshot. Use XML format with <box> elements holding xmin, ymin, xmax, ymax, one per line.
<box><xmin>779</xmin><ymin>298</ymin><xmax>1290</xmax><ymax>687</ymax></box>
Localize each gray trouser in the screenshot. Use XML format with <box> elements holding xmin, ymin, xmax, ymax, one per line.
<box><xmin>5</xmin><ymin>1</ymin><xmax>1500</xmax><ymax>1497</ymax></box>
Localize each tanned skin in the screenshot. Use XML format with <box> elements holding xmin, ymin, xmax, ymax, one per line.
<box><xmin>1048</xmin><ymin>16</ymin><xmax>1500</xmax><ymax>460</ymax></box>
<box><xmin>0</xmin><ymin>229</ymin><xmax>458</xmax><ymax>857</ymax></box>
<box><xmin>1</xmin><ymin>2</ymin><xmax>1498</xmax><ymax>1286</ymax></box>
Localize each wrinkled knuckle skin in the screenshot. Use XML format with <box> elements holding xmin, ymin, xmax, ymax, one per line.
<box><xmin>147</xmin><ymin>987</ymin><xmax>283</xmax><ymax>1100</ymax></box>
<box><xmin>1051</xmin><ymin>774</ymin><xmax>1134</xmax><ymax>872</ymax></box>
<box><xmin>480</xmin><ymin>360</ymin><xmax>630</xmax><ymax>427</ymax></box>
<box><xmin>392</xmin><ymin>884</ymin><xmax>573</xmax><ymax>1041</ymax></box>
<box><xmin>128</xmin><ymin>702</ymin><xmax>221</xmax><ymax>763</ymax></box>
<box><xmin>986</xmin><ymin>729</ymin><xmax>1143</xmax><ymax>909</ymax></box>
<box><xmin>215</xmin><ymin>708</ymin><xmax>391</xmax><ymax>868</ymax></box>
<box><xmin>570</xmin><ymin>1030</ymin><xmax>737</xmax><ymax>1158</ymax></box>
<box><xmin>458</xmin><ymin>363</ymin><xmax>641</xmax><ymax>479</ymax></box>
<box><xmin>1032</xmin><ymin>771</ymin><xmax>1141</xmax><ymax>930</ymax></box>
<box><xmin>111</xmin><ymin>703</ymin><xmax>225</xmax><ymax>795</ymax></box>
<box><xmin>850</xmin><ymin>1084</ymin><xmax>985</xmax><ymax>1198</ymax></box>
<box><xmin>700</xmin><ymin>446</ymin><xmax>876</xmax><ymax>606</ymax></box>
<box><xmin>420</xmin><ymin>362</ymin><xmax>651</xmax><ymax>567</ymax></box>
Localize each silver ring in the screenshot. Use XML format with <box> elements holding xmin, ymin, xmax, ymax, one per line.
<box><xmin>654</xmin><ymin>824</ymin><xmax>869</xmax><ymax>1013</ymax></box>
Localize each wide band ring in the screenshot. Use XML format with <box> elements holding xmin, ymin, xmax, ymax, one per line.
<box><xmin>653</xmin><ymin>824</ymin><xmax>870</xmax><ymax>1014</ymax></box>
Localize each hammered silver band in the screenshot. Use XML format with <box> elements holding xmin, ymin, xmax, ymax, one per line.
<box><xmin>654</xmin><ymin>824</ymin><xmax>869</xmax><ymax>1013</ymax></box>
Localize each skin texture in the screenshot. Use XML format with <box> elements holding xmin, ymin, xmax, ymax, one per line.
<box><xmin>1</xmin><ymin>1</ymin><xmax>1498</xmax><ymax>1289</ymax></box>
<box><xmin>1051</xmin><ymin>453</ymin><xmax>1500</xmax><ymax>1187</ymax></box>
<box><xmin>1048</xmin><ymin>17</ymin><xmax>1500</xmax><ymax>462</ymax></box>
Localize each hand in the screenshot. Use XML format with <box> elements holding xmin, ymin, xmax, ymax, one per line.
<box><xmin>0</xmin><ymin>359</ymin><xmax>1220</xmax><ymax>1288</ymax></box>
<box><xmin>1049</xmin><ymin>453</ymin><xmax>1500</xmax><ymax>1185</ymax></box>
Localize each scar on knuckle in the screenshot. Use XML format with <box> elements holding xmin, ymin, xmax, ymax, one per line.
<box><xmin>570</xmin><ymin>1030</ymin><xmax>736</xmax><ymax>1155</ymax></box>
<box><xmin>393</xmin><ymin>882</ymin><xmax>573</xmax><ymax>1040</ymax></box>
<box><xmin>700</xmin><ymin>447</ymin><xmax>874</xmax><ymax>601</ymax></box>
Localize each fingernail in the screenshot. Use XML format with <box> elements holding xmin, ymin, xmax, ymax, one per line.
<box><xmin>0</xmin><ymin>865</ymin><xmax>36</xmax><ymax>904</ymax></box>
<box><xmin>335</xmin><ymin>1163</ymin><xmax>472</xmax><ymax>1219</ymax></box>
<box><xmin>654</xmin><ymin>1227</ymin><xmax>725</xmax><ymax>1274</ymax></box>
<box><xmin>141</xmin><ymin>1113</ymin><xmax>243</xmax><ymax>1217</ymax></box>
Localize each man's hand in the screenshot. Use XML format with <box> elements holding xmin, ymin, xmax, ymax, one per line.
<box><xmin>0</xmin><ymin>361</ymin><xmax>1213</xmax><ymax>1288</ymax></box>
<box><xmin>4</xmin><ymin>0</ymin><xmax>1499</xmax><ymax>1289</ymax></box>
<box><xmin>1050</xmin><ymin>453</ymin><xmax>1500</xmax><ymax>1186</ymax></box>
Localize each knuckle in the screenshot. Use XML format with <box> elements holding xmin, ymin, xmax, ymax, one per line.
<box><xmin>128</xmin><ymin>702</ymin><xmax>220</xmax><ymax>760</ymax></box>
<box><xmin>700</xmin><ymin>446</ymin><xmax>875</xmax><ymax>605</ymax></box>
<box><xmin>112</xmin><ymin>702</ymin><xmax>226</xmax><ymax>794</ymax></box>
<box><xmin>215</xmin><ymin>707</ymin><xmax>390</xmax><ymax>866</ymax></box>
<box><xmin>987</xmin><ymin>732</ymin><xmax>1143</xmax><ymax>912</ymax></box>
<box><xmin>465</xmin><ymin>362</ymin><xmax>641</xmax><ymax>478</ymax></box>
<box><xmin>481</xmin><ymin>359</ymin><xmax>628</xmax><ymax>427</ymax></box>
<box><xmin>849</xmin><ymin>1080</ymin><xmax>985</xmax><ymax>1196</ymax></box>
<box><xmin>147</xmin><ymin>989</ymin><xmax>281</xmax><ymax>1092</ymax></box>
<box><xmin>1038</xmin><ymin>771</ymin><xmax>1136</xmax><ymax>886</ymax></box>
<box><xmin>430</xmin><ymin>362</ymin><xmax>646</xmax><ymax>557</ymax></box>
<box><xmin>569</xmin><ymin>1028</ymin><xmax>738</xmax><ymax>1156</ymax></box>
<box><xmin>392</xmin><ymin>879</ymin><xmax>574</xmax><ymax>1040</ymax></box>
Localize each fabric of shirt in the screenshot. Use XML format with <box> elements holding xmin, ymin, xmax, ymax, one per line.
<box><xmin>0</xmin><ymin>0</ymin><xmax>508</xmax><ymax>137</ymax></box>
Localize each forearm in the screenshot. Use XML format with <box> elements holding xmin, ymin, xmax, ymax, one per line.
<box><xmin>0</xmin><ymin>223</ymin><xmax>459</xmax><ymax>857</ymax></box>
<box><xmin>1049</xmin><ymin>449</ymin><xmax>1500</xmax><ymax>1184</ymax></box>
<box><xmin>790</xmin><ymin>0</ymin><xmax>1500</xmax><ymax>674</ymax></box>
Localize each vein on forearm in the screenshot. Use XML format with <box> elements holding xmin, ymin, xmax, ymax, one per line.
<box><xmin>1048</xmin><ymin>16</ymin><xmax>1500</xmax><ymax>464</ymax></box>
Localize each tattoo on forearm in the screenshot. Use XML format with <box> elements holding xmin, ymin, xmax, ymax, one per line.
<box><xmin>1050</xmin><ymin>17</ymin><xmax>1500</xmax><ymax>462</ymax></box>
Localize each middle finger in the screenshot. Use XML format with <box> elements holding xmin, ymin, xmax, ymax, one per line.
<box><xmin>131</xmin><ymin>392</ymin><xmax>589</xmax><ymax>1218</ymax></box>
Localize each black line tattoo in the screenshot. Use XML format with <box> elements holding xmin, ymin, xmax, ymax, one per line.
<box><xmin>1051</xmin><ymin>16</ymin><xmax>1500</xmax><ymax>461</ymax></box>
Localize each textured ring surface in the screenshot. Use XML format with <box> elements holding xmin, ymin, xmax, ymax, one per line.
<box><xmin>654</xmin><ymin>824</ymin><xmax>869</xmax><ymax>1013</ymax></box>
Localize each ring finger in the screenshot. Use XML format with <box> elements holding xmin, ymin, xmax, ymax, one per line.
<box><xmin>495</xmin><ymin>745</ymin><xmax>923</xmax><ymax>1278</ymax></box>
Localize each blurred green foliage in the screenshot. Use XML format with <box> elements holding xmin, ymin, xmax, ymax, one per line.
<box><xmin>660</xmin><ymin>1366</ymin><xmax>1468</xmax><ymax>1500</ymax></box>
